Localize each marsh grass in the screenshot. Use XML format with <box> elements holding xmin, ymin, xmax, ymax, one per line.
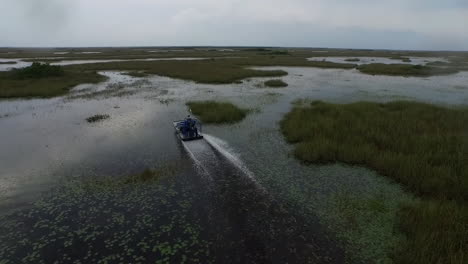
<box><xmin>280</xmin><ymin>100</ymin><xmax>468</xmax><ymax>263</ymax></box>
<box><xmin>245</xmin><ymin>48</ymin><xmax>272</xmax><ymax>52</ymax></box>
<box><xmin>2</xmin><ymin>49</ymin><xmax>464</xmax><ymax>99</ymax></box>
<box><xmin>0</xmin><ymin>70</ymin><xmax>106</xmax><ymax>98</ymax></box>
<box><xmin>344</xmin><ymin>58</ymin><xmax>360</xmax><ymax>62</ymax></box>
<box><xmin>0</xmin><ymin>61</ymin><xmax>16</xmax><ymax>64</ymax></box>
<box><xmin>264</xmin><ymin>79</ymin><xmax>288</xmax><ymax>88</ymax></box>
<box><xmin>86</xmin><ymin>114</ymin><xmax>110</xmax><ymax>123</ymax></box>
<box><xmin>396</xmin><ymin>199</ymin><xmax>467</xmax><ymax>264</ymax></box>
<box><xmin>68</xmin><ymin>59</ymin><xmax>288</xmax><ymax>84</ymax></box>
<box><xmin>12</xmin><ymin>62</ymin><xmax>64</xmax><ymax>79</ymax></box>
<box><xmin>358</xmin><ymin>63</ymin><xmax>458</xmax><ymax>76</ymax></box>
<box><xmin>299</xmin><ymin>60</ymin><xmax>357</xmax><ymax>69</ymax></box>
<box><xmin>187</xmin><ymin>101</ymin><xmax>249</xmax><ymax>124</ymax></box>
<box><xmin>390</xmin><ymin>56</ymin><xmax>412</xmax><ymax>63</ymax></box>
<box><xmin>2</xmin><ymin>47</ymin><xmax>464</xmax><ymax>61</ymax></box>
<box><xmin>267</xmin><ymin>50</ymin><xmax>290</xmax><ymax>55</ymax></box>
<box><xmin>281</xmin><ymin>101</ymin><xmax>468</xmax><ymax>200</ymax></box>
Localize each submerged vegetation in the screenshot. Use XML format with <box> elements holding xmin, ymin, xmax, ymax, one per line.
<box><xmin>187</xmin><ymin>101</ymin><xmax>249</xmax><ymax>124</ymax></box>
<box><xmin>264</xmin><ymin>79</ymin><xmax>288</xmax><ymax>88</ymax></box>
<box><xmin>280</xmin><ymin>100</ymin><xmax>468</xmax><ymax>263</ymax></box>
<box><xmin>0</xmin><ymin>165</ymin><xmax>212</xmax><ymax>263</ymax></box>
<box><xmin>86</xmin><ymin>114</ymin><xmax>110</xmax><ymax>123</ymax></box>
<box><xmin>123</xmin><ymin>169</ymin><xmax>163</xmax><ymax>184</ymax></box>
<box><xmin>344</xmin><ymin>58</ymin><xmax>360</xmax><ymax>62</ymax></box>
<box><xmin>89</xmin><ymin>167</ymin><xmax>176</xmax><ymax>188</ymax></box>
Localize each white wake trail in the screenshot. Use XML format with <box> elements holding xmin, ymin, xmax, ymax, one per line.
<box><xmin>181</xmin><ymin>140</ymin><xmax>212</xmax><ymax>180</ymax></box>
<box><xmin>203</xmin><ymin>134</ymin><xmax>259</xmax><ymax>184</ymax></box>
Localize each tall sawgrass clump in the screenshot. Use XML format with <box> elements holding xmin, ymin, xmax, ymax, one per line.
<box><xmin>264</xmin><ymin>79</ymin><xmax>288</xmax><ymax>88</ymax></box>
<box><xmin>12</xmin><ymin>62</ymin><xmax>64</xmax><ymax>79</ymax></box>
<box><xmin>0</xmin><ymin>63</ymin><xmax>105</xmax><ymax>98</ymax></box>
<box><xmin>280</xmin><ymin>100</ymin><xmax>468</xmax><ymax>263</ymax></box>
<box><xmin>344</xmin><ymin>58</ymin><xmax>360</xmax><ymax>62</ymax></box>
<box><xmin>187</xmin><ymin>101</ymin><xmax>249</xmax><ymax>124</ymax></box>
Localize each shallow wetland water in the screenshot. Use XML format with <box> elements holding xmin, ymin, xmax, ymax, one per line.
<box><xmin>1</xmin><ymin>66</ymin><xmax>468</xmax><ymax>263</ymax></box>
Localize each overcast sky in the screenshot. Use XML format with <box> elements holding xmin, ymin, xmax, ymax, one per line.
<box><xmin>1</xmin><ymin>0</ymin><xmax>467</xmax><ymax>50</ymax></box>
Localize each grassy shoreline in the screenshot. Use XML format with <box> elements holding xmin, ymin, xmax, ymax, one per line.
<box><xmin>280</xmin><ymin>100</ymin><xmax>468</xmax><ymax>264</ymax></box>
<box><xmin>264</xmin><ymin>79</ymin><xmax>288</xmax><ymax>88</ymax></box>
<box><xmin>0</xmin><ymin>70</ymin><xmax>106</xmax><ymax>98</ymax></box>
<box><xmin>187</xmin><ymin>101</ymin><xmax>249</xmax><ymax>124</ymax></box>
<box><xmin>67</xmin><ymin>59</ymin><xmax>289</xmax><ymax>84</ymax></box>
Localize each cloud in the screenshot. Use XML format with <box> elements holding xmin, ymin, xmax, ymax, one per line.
<box><xmin>0</xmin><ymin>0</ymin><xmax>466</xmax><ymax>50</ymax></box>
<box><xmin>8</xmin><ymin>0</ymin><xmax>73</xmax><ymax>30</ymax></box>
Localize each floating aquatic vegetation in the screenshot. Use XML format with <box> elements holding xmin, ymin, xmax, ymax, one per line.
<box><xmin>0</xmin><ymin>167</ymin><xmax>211</xmax><ymax>263</ymax></box>
<box><xmin>86</xmin><ymin>114</ymin><xmax>110</xmax><ymax>123</ymax></box>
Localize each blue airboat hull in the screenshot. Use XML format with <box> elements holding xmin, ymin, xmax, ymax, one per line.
<box><xmin>173</xmin><ymin>121</ymin><xmax>204</xmax><ymax>141</ymax></box>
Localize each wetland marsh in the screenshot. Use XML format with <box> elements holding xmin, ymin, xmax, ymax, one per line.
<box><xmin>0</xmin><ymin>48</ymin><xmax>467</xmax><ymax>264</ymax></box>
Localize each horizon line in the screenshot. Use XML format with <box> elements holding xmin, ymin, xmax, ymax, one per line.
<box><xmin>1</xmin><ymin>46</ymin><xmax>467</xmax><ymax>53</ymax></box>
